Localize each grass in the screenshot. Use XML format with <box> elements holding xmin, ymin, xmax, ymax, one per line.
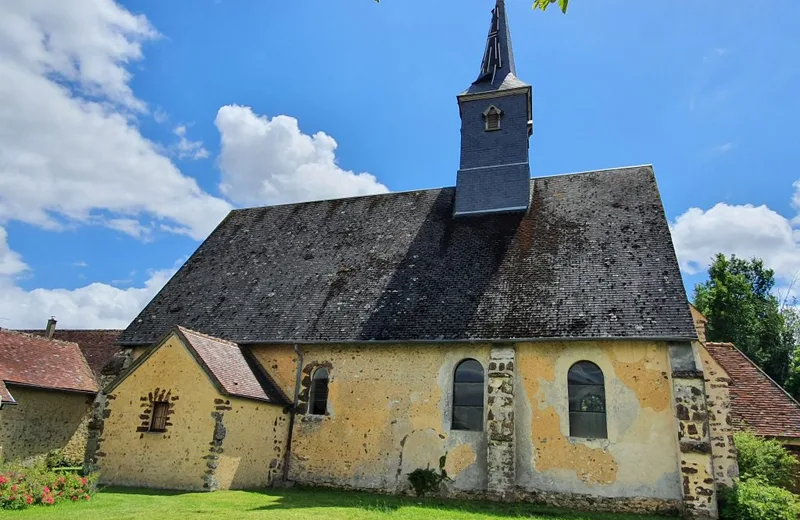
<box><xmin>7</xmin><ymin>486</ymin><xmax>672</xmax><ymax>520</ymax></box>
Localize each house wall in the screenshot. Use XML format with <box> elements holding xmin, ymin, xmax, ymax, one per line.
<box><xmin>97</xmin><ymin>334</ymin><xmax>288</xmax><ymax>490</ymax></box>
<box><xmin>0</xmin><ymin>386</ymin><xmax>93</xmax><ymax>465</ymax></box>
<box><xmin>252</xmin><ymin>339</ymin><xmax>684</xmax><ymax>514</ymax></box>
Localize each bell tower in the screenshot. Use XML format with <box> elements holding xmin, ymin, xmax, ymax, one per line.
<box><xmin>454</xmin><ymin>0</ymin><xmax>533</xmax><ymax>217</ymax></box>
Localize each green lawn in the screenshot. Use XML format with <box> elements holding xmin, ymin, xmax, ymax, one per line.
<box><xmin>7</xmin><ymin>487</ymin><xmax>672</xmax><ymax>520</ymax></box>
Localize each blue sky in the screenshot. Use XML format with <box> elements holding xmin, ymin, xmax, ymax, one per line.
<box><xmin>1</xmin><ymin>0</ymin><xmax>799</xmax><ymax>328</ymax></box>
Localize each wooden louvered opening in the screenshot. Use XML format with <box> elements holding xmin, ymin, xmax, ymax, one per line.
<box><xmin>485</xmin><ymin>110</ymin><xmax>501</xmax><ymax>131</ymax></box>
<box><xmin>149</xmin><ymin>401</ymin><xmax>169</xmax><ymax>432</ymax></box>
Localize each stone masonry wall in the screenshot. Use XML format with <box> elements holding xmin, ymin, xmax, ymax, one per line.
<box><xmin>669</xmin><ymin>343</ymin><xmax>718</xmax><ymax>519</ymax></box>
<box><xmin>486</xmin><ymin>346</ymin><xmax>515</xmax><ymax>496</ymax></box>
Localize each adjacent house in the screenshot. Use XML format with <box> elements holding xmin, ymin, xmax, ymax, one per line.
<box><xmin>93</xmin><ymin>1</ymin><xmax>724</xmax><ymax>518</ymax></box>
<box><xmin>0</xmin><ymin>329</ymin><xmax>99</xmax><ymax>464</ymax></box>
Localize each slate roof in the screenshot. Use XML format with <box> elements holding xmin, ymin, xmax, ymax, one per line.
<box><xmin>0</xmin><ymin>330</ymin><xmax>99</xmax><ymax>404</ymax></box>
<box><xmin>21</xmin><ymin>329</ymin><xmax>122</xmax><ymax>380</ymax></box>
<box><xmin>111</xmin><ymin>327</ymin><xmax>288</xmax><ymax>405</ymax></box>
<box><xmin>118</xmin><ymin>165</ymin><xmax>696</xmax><ymax>346</ymax></box>
<box><xmin>705</xmin><ymin>342</ymin><xmax>800</xmax><ymax>439</ymax></box>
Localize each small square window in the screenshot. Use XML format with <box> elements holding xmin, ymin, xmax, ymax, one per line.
<box><xmin>149</xmin><ymin>401</ymin><xmax>169</xmax><ymax>432</ymax></box>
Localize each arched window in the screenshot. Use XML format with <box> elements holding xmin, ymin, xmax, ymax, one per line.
<box><xmin>484</xmin><ymin>105</ymin><xmax>502</xmax><ymax>131</ymax></box>
<box><xmin>452</xmin><ymin>359</ymin><xmax>484</xmax><ymax>431</ymax></box>
<box><xmin>308</xmin><ymin>367</ymin><xmax>329</xmax><ymax>415</ymax></box>
<box><xmin>568</xmin><ymin>361</ymin><xmax>607</xmax><ymax>439</ymax></box>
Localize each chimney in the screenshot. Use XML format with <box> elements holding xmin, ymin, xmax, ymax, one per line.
<box><xmin>45</xmin><ymin>317</ymin><xmax>57</xmax><ymax>339</ymax></box>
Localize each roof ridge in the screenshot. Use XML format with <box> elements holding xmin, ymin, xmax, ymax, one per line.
<box><xmin>175</xmin><ymin>326</ymin><xmax>239</xmax><ymax>348</ymax></box>
<box><xmin>0</xmin><ymin>329</ymin><xmax>82</xmax><ymax>349</ymax></box>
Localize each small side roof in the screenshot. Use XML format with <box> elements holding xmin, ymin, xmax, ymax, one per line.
<box><xmin>109</xmin><ymin>326</ymin><xmax>289</xmax><ymax>406</ymax></box>
<box><xmin>0</xmin><ymin>329</ymin><xmax>99</xmax><ymax>404</ymax></box>
<box><xmin>705</xmin><ymin>342</ymin><xmax>800</xmax><ymax>439</ymax></box>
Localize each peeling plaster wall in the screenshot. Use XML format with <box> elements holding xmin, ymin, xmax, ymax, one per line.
<box><xmin>0</xmin><ymin>386</ymin><xmax>93</xmax><ymax>465</ymax></box>
<box><xmin>516</xmin><ymin>340</ymin><xmax>682</xmax><ymax>502</ymax></box>
<box><xmin>98</xmin><ymin>335</ymin><xmax>286</xmax><ymax>491</ymax></box>
<box><xmin>257</xmin><ymin>339</ymin><xmax>685</xmax><ymax>509</ymax></box>
<box><xmin>254</xmin><ymin>343</ymin><xmax>492</xmax><ymax>493</ymax></box>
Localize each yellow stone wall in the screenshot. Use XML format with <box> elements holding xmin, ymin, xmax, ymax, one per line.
<box><xmin>98</xmin><ymin>333</ymin><xmax>288</xmax><ymax>490</ymax></box>
<box><xmin>254</xmin><ymin>339</ymin><xmax>682</xmax><ymax>500</ymax></box>
<box><xmin>0</xmin><ymin>386</ymin><xmax>93</xmax><ymax>465</ymax></box>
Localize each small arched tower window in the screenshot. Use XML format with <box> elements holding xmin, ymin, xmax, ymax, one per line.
<box><xmin>308</xmin><ymin>367</ymin><xmax>329</xmax><ymax>415</ymax></box>
<box><xmin>483</xmin><ymin>105</ymin><xmax>503</xmax><ymax>131</ymax></box>
<box><xmin>452</xmin><ymin>359</ymin><xmax>484</xmax><ymax>431</ymax></box>
<box><xmin>568</xmin><ymin>361</ymin><xmax>607</xmax><ymax>439</ymax></box>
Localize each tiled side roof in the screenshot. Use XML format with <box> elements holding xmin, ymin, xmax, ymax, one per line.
<box><xmin>0</xmin><ymin>330</ymin><xmax>99</xmax><ymax>403</ymax></box>
<box><xmin>118</xmin><ymin>166</ymin><xmax>696</xmax><ymax>345</ymax></box>
<box><xmin>176</xmin><ymin>327</ymin><xmax>288</xmax><ymax>405</ymax></box>
<box><xmin>705</xmin><ymin>342</ymin><xmax>800</xmax><ymax>438</ymax></box>
<box><xmin>21</xmin><ymin>330</ymin><xmax>122</xmax><ymax>379</ymax></box>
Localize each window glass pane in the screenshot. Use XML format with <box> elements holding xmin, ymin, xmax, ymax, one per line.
<box><xmin>452</xmin><ymin>406</ymin><xmax>483</xmax><ymax>431</ymax></box>
<box><xmin>454</xmin><ymin>382</ymin><xmax>484</xmax><ymax>407</ymax></box>
<box><xmin>455</xmin><ymin>360</ymin><xmax>483</xmax><ymax>383</ymax></box>
<box><xmin>310</xmin><ymin>377</ymin><xmax>328</xmax><ymax>415</ymax></box>
<box><xmin>568</xmin><ymin>386</ymin><xmax>606</xmax><ymax>413</ymax></box>
<box><xmin>568</xmin><ymin>362</ymin><xmax>604</xmax><ymax>385</ymax></box>
<box><xmin>313</xmin><ymin>368</ymin><xmax>329</xmax><ymax>381</ymax></box>
<box><xmin>569</xmin><ymin>412</ymin><xmax>607</xmax><ymax>439</ymax></box>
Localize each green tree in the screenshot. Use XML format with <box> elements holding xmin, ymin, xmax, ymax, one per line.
<box><xmin>375</xmin><ymin>1</ymin><xmax>571</xmax><ymax>14</ymax></box>
<box><xmin>693</xmin><ymin>254</ymin><xmax>795</xmax><ymax>384</ymax></box>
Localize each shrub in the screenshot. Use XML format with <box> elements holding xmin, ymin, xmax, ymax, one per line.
<box><xmin>734</xmin><ymin>431</ymin><xmax>798</xmax><ymax>489</ymax></box>
<box><xmin>0</xmin><ymin>463</ymin><xmax>97</xmax><ymax>510</ymax></box>
<box><xmin>722</xmin><ymin>478</ymin><xmax>800</xmax><ymax>520</ymax></box>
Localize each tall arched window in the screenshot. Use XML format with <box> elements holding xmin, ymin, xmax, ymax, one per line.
<box><xmin>568</xmin><ymin>361</ymin><xmax>607</xmax><ymax>439</ymax></box>
<box><xmin>308</xmin><ymin>367</ymin><xmax>329</xmax><ymax>415</ymax></box>
<box><xmin>452</xmin><ymin>359</ymin><xmax>484</xmax><ymax>431</ymax></box>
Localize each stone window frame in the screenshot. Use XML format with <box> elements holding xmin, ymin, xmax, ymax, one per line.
<box><xmin>483</xmin><ymin>105</ymin><xmax>503</xmax><ymax>132</ymax></box>
<box><xmin>451</xmin><ymin>358</ymin><xmax>486</xmax><ymax>432</ymax></box>
<box><xmin>307</xmin><ymin>367</ymin><xmax>330</xmax><ymax>416</ymax></box>
<box><xmin>567</xmin><ymin>360</ymin><xmax>608</xmax><ymax>440</ymax></box>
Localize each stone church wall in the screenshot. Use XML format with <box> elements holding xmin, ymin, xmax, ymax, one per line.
<box><xmin>254</xmin><ymin>339</ymin><xmax>689</xmax><ymax>515</ymax></box>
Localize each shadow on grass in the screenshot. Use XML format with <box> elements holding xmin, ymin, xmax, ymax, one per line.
<box><xmin>246</xmin><ymin>487</ymin><xmax>673</xmax><ymax>519</ymax></box>
<box><xmin>99</xmin><ymin>486</ymin><xmax>197</xmax><ymax>497</ymax></box>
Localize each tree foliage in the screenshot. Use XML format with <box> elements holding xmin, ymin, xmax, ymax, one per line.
<box><xmin>734</xmin><ymin>432</ymin><xmax>798</xmax><ymax>489</ymax></box>
<box><xmin>693</xmin><ymin>254</ymin><xmax>796</xmax><ymax>386</ymax></box>
<box><xmin>375</xmin><ymin>1</ymin><xmax>570</xmax><ymax>14</ymax></box>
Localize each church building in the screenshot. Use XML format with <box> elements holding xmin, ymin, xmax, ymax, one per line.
<box><xmin>92</xmin><ymin>2</ymin><xmax>723</xmax><ymax>518</ymax></box>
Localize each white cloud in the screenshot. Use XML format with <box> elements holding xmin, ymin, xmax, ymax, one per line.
<box><xmin>0</xmin><ymin>230</ymin><xmax>180</xmax><ymax>329</ymax></box>
<box><xmin>0</xmin><ymin>266</ymin><xmax>176</xmax><ymax>329</ymax></box>
<box><xmin>172</xmin><ymin>125</ymin><xmax>209</xmax><ymax>160</ymax></box>
<box><xmin>0</xmin><ymin>226</ymin><xmax>28</xmax><ymax>277</ymax></box>
<box><xmin>72</xmin><ymin>261</ymin><xmax>88</xmax><ymax>268</ymax></box>
<box><xmin>0</xmin><ymin>0</ymin><xmax>231</xmax><ymax>241</ymax></box>
<box><xmin>711</xmin><ymin>142</ymin><xmax>734</xmax><ymax>154</ymax></box>
<box><xmin>215</xmin><ymin>105</ymin><xmax>389</xmax><ymax>206</ymax></box>
<box><xmin>670</xmin><ymin>203</ymin><xmax>800</xmax><ymax>284</ymax></box>
<box><xmin>107</xmin><ymin>218</ymin><xmax>152</xmax><ymax>240</ymax></box>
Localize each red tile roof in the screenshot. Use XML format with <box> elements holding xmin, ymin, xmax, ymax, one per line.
<box><xmin>110</xmin><ymin>327</ymin><xmax>288</xmax><ymax>405</ymax></box>
<box><xmin>0</xmin><ymin>330</ymin><xmax>99</xmax><ymax>404</ymax></box>
<box><xmin>20</xmin><ymin>330</ymin><xmax>122</xmax><ymax>379</ymax></box>
<box><xmin>705</xmin><ymin>342</ymin><xmax>800</xmax><ymax>439</ymax></box>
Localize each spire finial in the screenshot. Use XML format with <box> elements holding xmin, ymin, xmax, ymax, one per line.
<box><xmin>474</xmin><ymin>0</ymin><xmax>517</xmax><ymax>87</ymax></box>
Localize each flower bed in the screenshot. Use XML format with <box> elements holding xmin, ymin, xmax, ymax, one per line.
<box><xmin>0</xmin><ymin>466</ymin><xmax>97</xmax><ymax>510</ymax></box>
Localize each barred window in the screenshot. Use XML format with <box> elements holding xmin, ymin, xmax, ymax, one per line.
<box><xmin>309</xmin><ymin>368</ymin><xmax>329</xmax><ymax>416</ymax></box>
<box><xmin>149</xmin><ymin>401</ymin><xmax>169</xmax><ymax>432</ymax></box>
<box><xmin>452</xmin><ymin>359</ymin><xmax>484</xmax><ymax>431</ymax></box>
<box><xmin>568</xmin><ymin>361</ymin><xmax>607</xmax><ymax>439</ymax></box>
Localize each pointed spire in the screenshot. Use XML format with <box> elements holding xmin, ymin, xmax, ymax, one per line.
<box><xmin>473</xmin><ymin>0</ymin><xmax>521</xmax><ymax>89</ymax></box>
